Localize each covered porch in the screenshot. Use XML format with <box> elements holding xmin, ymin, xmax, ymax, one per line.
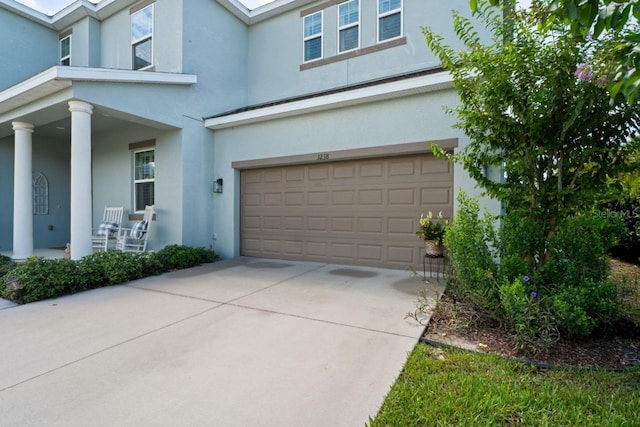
<box><xmin>0</xmin><ymin>66</ymin><xmax>196</xmax><ymax>260</ymax></box>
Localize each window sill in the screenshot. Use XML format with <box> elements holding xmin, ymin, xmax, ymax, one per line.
<box><xmin>300</xmin><ymin>37</ymin><xmax>406</xmax><ymax>71</ymax></box>
<box><xmin>129</xmin><ymin>213</ymin><xmax>156</xmax><ymax>221</ymax></box>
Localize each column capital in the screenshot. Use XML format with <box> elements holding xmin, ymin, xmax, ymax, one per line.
<box><xmin>12</xmin><ymin>121</ymin><xmax>34</xmax><ymax>133</ymax></box>
<box><xmin>68</xmin><ymin>100</ymin><xmax>94</xmax><ymax>115</ymax></box>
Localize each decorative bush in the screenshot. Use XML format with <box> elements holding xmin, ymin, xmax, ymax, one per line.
<box><xmin>1</xmin><ymin>245</ymin><xmax>219</xmax><ymax>304</ymax></box>
<box><xmin>0</xmin><ymin>254</ymin><xmax>15</xmax><ymax>277</ymax></box>
<box><xmin>446</xmin><ymin>193</ymin><xmax>624</xmax><ymax>350</ymax></box>
<box><xmin>2</xmin><ymin>257</ymin><xmax>80</xmax><ymax>304</ymax></box>
<box><xmin>154</xmin><ymin>244</ymin><xmax>220</xmax><ymax>270</ymax></box>
<box><xmin>443</xmin><ymin>192</ymin><xmax>501</xmax><ymax>313</ymax></box>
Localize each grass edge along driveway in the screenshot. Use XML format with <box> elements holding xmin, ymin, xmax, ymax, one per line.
<box><xmin>369</xmin><ymin>343</ymin><xmax>640</xmax><ymax>426</ymax></box>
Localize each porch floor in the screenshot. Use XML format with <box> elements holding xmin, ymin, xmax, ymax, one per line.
<box><xmin>1</xmin><ymin>248</ymin><xmax>66</xmax><ymax>260</ymax></box>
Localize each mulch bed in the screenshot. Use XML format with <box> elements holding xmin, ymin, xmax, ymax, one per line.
<box><xmin>422</xmin><ymin>259</ymin><xmax>640</xmax><ymax>370</ymax></box>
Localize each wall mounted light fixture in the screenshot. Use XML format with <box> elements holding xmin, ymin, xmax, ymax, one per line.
<box><xmin>214</xmin><ymin>178</ymin><xmax>223</xmax><ymax>194</ymax></box>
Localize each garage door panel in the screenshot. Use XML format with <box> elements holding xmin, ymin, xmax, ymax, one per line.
<box><xmin>333</xmin><ymin>164</ymin><xmax>356</xmax><ymax>179</ymax></box>
<box><xmin>420</xmin><ymin>188</ymin><xmax>451</xmax><ymax>205</ymax></box>
<box><xmin>284</xmin><ymin>192</ymin><xmax>304</xmax><ymax>206</ymax></box>
<box><xmin>359</xmin><ymin>217</ymin><xmax>383</xmax><ymax>233</ymax></box>
<box><xmin>333</xmin><ymin>191</ymin><xmax>355</xmax><ymax>205</ymax></box>
<box><xmin>388</xmin><ymin>159</ymin><xmax>417</xmax><ymax>176</ymax></box>
<box><xmin>359</xmin><ymin>245</ymin><xmax>383</xmax><ymax>262</ymax></box>
<box><xmin>283</xmin><ymin>216</ymin><xmax>304</xmax><ymax>230</ymax></box>
<box><xmin>241</xmin><ymin>153</ymin><xmax>453</xmax><ymax>269</ymax></box>
<box><xmin>263</xmin><ymin>193</ymin><xmax>282</xmax><ymax>205</ymax></box>
<box><xmin>388</xmin><ymin>188</ymin><xmax>416</xmax><ymax>206</ymax></box>
<box><xmin>306</xmin><ymin>241</ymin><xmax>328</xmax><ymax>256</ymax></box>
<box><xmin>358</xmin><ymin>189</ymin><xmax>383</xmax><ymax>205</ymax></box>
<box><xmin>360</xmin><ymin>162</ymin><xmax>384</xmax><ymax>177</ymax></box>
<box><xmin>308</xmin><ymin>191</ymin><xmax>329</xmax><ymax>205</ymax></box>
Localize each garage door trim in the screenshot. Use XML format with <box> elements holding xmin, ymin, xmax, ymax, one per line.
<box><xmin>232</xmin><ymin>139</ymin><xmax>458</xmax><ymax>170</ymax></box>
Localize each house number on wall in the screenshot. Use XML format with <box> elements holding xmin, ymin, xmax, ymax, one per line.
<box><xmin>317</xmin><ymin>153</ymin><xmax>330</xmax><ymax>160</ymax></box>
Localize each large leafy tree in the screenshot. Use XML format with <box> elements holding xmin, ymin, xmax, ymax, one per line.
<box><xmin>426</xmin><ymin>2</ymin><xmax>640</xmax><ymax>268</ymax></box>
<box><xmin>481</xmin><ymin>0</ymin><xmax>640</xmax><ymax>102</ymax></box>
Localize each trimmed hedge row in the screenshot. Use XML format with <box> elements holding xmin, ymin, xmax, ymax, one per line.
<box><xmin>1</xmin><ymin>245</ymin><xmax>219</xmax><ymax>304</ymax></box>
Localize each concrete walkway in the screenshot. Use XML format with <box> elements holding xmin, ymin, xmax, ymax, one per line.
<box><xmin>0</xmin><ymin>257</ymin><xmax>442</xmax><ymax>427</ymax></box>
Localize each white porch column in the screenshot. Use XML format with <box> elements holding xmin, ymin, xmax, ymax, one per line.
<box><xmin>68</xmin><ymin>100</ymin><xmax>93</xmax><ymax>260</ymax></box>
<box><xmin>12</xmin><ymin>121</ymin><xmax>34</xmax><ymax>260</ymax></box>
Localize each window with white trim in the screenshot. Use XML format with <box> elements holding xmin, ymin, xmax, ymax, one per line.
<box><xmin>338</xmin><ymin>0</ymin><xmax>359</xmax><ymax>53</ymax></box>
<box><xmin>378</xmin><ymin>0</ymin><xmax>402</xmax><ymax>42</ymax></box>
<box><xmin>134</xmin><ymin>149</ymin><xmax>155</xmax><ymax>212</ymax></box>
<box><xmin>131</xmin><ymin>4</ymin><xmax>153</xmax><ymax>70</ymax></box>
<box><xmin>33</xmin><ymin>172</ymin><xmax>49</xmax><ymax>215</ymax></box>
<box><xmin>60</xmin><ymin>35</ymin><xmax>71</xmax><ymax>66</ymax></box>
<box><xmin>303</xmin><ymin>11</ymin><xmax>323</xmax><ymax>62</ymax></box>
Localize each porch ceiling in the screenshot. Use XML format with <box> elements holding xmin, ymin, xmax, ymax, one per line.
<box><xmin>0</xmin><ymin>66</ymin><xmax>197</xmax><ymax>139</ymax></box>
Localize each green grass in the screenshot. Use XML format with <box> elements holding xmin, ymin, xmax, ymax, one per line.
<box><xmin>369</xmin><ymin>344</ymin><xmax>640</xmax><ymax>427</ymax></box>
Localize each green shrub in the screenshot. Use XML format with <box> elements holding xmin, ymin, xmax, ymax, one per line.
<box><xmin>444</xmin><ymin>194</ymin><xmax>624</xmax><ymax>349</ymax></box>
<box><xmin>1</xmin><ymin>257</ymin><xmax>80</xmax><ymax>303</ymax></box>
<box><xmin>78</xmin><ymin>251</ymin><xmax>147</xmax><ymax>287</ymax></box>
<box><xmin>444</xmin><ymin>192</ymin><xmax>500</xmax><ymax>313</ymax></box>
<box><xmin>153</xmin><ymin>244</ymin><xmax>219</xmax><ymax>271</ymax></box>
<box><xmin>499</xmin><ymin>276</ymin><xmax>559</xmax><ymax>353</ymax></box>
<box><xmin>1</xmin><ymin>245</ymin><xmax>219</xmax><ymax>304</ymax></box>
<box><xmin>551</xmin><ymin>279</ymin><xmax>621</xmax><ymax>337</ymax></box>
<box><xmin>0</xmin><ymin>254</ymin><xmax>15</xmax><ymax>277</ymax></box>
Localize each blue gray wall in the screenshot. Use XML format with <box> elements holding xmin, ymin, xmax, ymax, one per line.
<box><xmin>0</xmin><ymin>136</ymin><xmax>70</xmax><ymax>251</ymax></box>
<box><xmin>0</xmin><ymin>8</ymin><xmax>57</xmax><ymax>90</ymax></box>
<box><xmin>246</xmin><ymin>0</ymin><xmax>473</xmax><ymax>104</ymax></box>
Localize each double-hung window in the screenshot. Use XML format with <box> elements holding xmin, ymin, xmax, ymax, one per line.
<box><xmin>338</xmin><ymin>0</ymin><xmax>359</xmax><ymax>53</ymax></box>
<box><xmin>131</xmin><ymin>4</ymin><xmax>153</xmax><ymax>70</ymax></box>
<box><xmin>134</xmin><ymin>149</ymin><xmax>155</xmax><ymax>212</ymax></box>
<box><xmin>303</xmin><ymin>11</ymin><xmax>323</xmax><ymax>62</ymax></box>
<box><xmin>378</xmin><ymin>0</ymin><xmax>402</xmax><ymax>42</ymax></box>
<box><xmin>59</xmin><ymin>32</ymin><xmax>71</xmax><ymax>66</ymax></box>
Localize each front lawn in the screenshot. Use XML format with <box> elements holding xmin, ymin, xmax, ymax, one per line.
<box><xmin>369</xmin><ymin>343</ymin><xmax>640</xmax><ymax>426</ymax></box>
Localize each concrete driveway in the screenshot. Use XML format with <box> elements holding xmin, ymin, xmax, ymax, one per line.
<box><xmin>0</xmin><ymin>257</ymin><xmax>441</xmax><ymax>427</ymax></box>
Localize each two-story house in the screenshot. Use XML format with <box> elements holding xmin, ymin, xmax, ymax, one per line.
<box><xmin>0</xmin><ymin>0</ymin><xmax>499</xmax><ymax>269</ymax></box>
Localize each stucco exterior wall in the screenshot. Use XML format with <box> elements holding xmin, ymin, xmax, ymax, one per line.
<box><xmin>182</xmin><ymin>0</ymin><xmax>248</xmax><ymax>115</ymax></box>
<box><xmin>246</xmin><ymin>0</ymin><xmax>473</xmax><ymax>104</ymax></box>
<box><xmin>0</xmin><ymin>136</ymin><xmax>70</xmax><ymax>251</ymax></box>
<box><xmin>0</xmin><ymin>8</ymin><xmax>57</xmax><ymax>90</ymax></box>
<box><xmin>99</xmin><ymin>0</ymin><xmax>183</xmax><ymax>72</ymax></box>
<box><xmin>92</xmin><ymin>124</ymin><xmax>185</xmax><ymax>251</ymax></box>
<box><xmin>65</xmin><ymin>17</ymin><xmax>102</xmax><ymax>67</ymax></box>
<box><xmin>210</xmin><ymin>87</ymin><xmax>501</xmax><ymax>260</ymax></box>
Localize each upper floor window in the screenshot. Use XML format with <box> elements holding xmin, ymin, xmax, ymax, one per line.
<box><xmin>303</xmin><ymin>11</ymin><xmax>323</xmax><ymax>62</ymax></box>
<box><xmin>338</xmin><ymin>0</ymin><xmax>359</xmax><ymax>53</ymax></box>
<box><xmin>131</xmin><ymin>4</ymin><xmax>153</xmax><ymax>70</ymax></box>
<box><xmin>378</xmin><ymin>0</ymin><xmax>402</xmax><ymax>42</ymax></box>
<box><xmin>134</xmin><ymin>148</ymin><xmax>155</xmax><ymax>212</ymax></box>
<box><xmin>59</xmin><ymin>33</ymin><xmax>71</xmax><ymax>66</ymax></box>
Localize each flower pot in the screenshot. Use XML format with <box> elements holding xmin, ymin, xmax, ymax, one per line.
<box><xmin>424</xmin><ymin>240</ymin><xmax>443</xmax><ymax>257</ymax></box>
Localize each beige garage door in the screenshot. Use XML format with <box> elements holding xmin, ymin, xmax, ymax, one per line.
<box><xmin>240</xmin><ymin>154</ymin><xmax>453</xmax><ymax>269</ymax></box>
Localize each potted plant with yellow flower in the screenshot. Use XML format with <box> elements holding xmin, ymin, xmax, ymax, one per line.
<box><xmin>416</xmin><ymin>211</ymin><xmax>447</xmax><ymax>257</ymax></box>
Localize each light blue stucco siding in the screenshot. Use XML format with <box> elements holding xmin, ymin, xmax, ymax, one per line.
<box><xmin>0</xmin><ymin>7</ymin><xmax>57</xmax><ymax>91</ymax></box>
<box><xmin>247</xmin><ymin>0</ymin><xmax>472</xmax><ymax>104</ymax></box>
<box><xmin>0</xmin><ymin>136</ymin><xmax>70</xmax><ymax>251</ymax></box>
<box><xmin>99</xmin><ymin>0</ymin><xmax>183</xmax><ymax>72</ymax></box>
<box><xmin>65</xmin><ymin>17</ymin><xmax>102</xmax><ymax>68</ymax></box>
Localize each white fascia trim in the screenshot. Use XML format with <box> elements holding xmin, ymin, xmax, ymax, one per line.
<box><xmin>205</xmin><ymin>71</ymin><xmax>453</xmax><ymax>130</ymax></box>
<box><xmin>55</xmin><ymin>66</ymin><xmax>198</xmax><ymax>84</ymax></box>
<box><xmin>0</xmin><ymin>66</ymin><xmax>197</xmax><ymax>105</ymax></box>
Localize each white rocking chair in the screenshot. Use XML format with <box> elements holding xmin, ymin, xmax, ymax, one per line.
<box><xmin>92</xmin><ymin>206</ymin><xmax>124</xmax><ymax>252</ymax></box>
<box><xmin>116</xmin><ymin>205</ymin><xmax>154</xmax><ymax>253</ymax></box>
